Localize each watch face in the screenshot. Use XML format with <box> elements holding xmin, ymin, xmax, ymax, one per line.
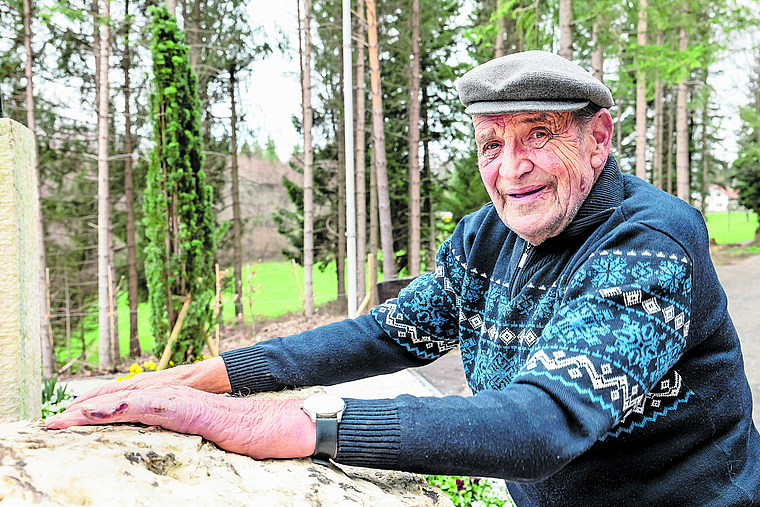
<box><xmin>303</xmin><ymin>393</ymin><xmax>346</xmax><ymax>417</ymax></box>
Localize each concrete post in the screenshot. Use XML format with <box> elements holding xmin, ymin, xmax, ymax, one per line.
<box><xmin>0</xmin><ymin>118</ymin><xmax>42</xmax><ymax>420</ymax></box>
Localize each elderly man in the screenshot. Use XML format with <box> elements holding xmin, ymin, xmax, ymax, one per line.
<box><xmin>48</xmin><ymin>51</ymin><xmax>760</xmax><ymax>506</ymax></box>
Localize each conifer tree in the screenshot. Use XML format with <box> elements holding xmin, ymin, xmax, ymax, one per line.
<box><xmin>144</xmin><ymin>4</ymin><xmax>218</xmax><ymax>363</ymax></box>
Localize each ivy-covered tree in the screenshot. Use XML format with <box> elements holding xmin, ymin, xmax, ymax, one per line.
<box><xmin>144</xmin><ymin>4</ymin><xmax>218</xmax><ymax>363</ymax></box>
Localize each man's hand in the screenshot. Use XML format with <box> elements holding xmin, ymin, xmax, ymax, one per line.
<box><xmin>45</xmin><ymin>386</ymin><xmax>316</xmax><ymax>460</ymax></box>
<box><xmin>66</xmin><ymin>356</ymin><xmax>231</xmax><ymax>410</ymax></box>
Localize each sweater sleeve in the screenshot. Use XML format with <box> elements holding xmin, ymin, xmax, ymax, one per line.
<box><xmin>220</xmin><ymin>314</ymin><xmax>435</xmax><ymax>395</ymax></box>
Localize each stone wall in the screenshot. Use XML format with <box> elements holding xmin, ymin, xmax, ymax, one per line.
<box><xmin>0</xmin><ymin>118</ymin><xmax>41</xmax><ymax>420</ymax></box>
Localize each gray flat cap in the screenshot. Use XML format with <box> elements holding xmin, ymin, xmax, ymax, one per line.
<box><xmin>458</xmin><ymin>51</ymin><xmax>614</xmax><ymax>115</ymax></box>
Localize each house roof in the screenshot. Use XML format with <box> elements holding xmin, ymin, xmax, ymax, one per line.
<box><xmin>710</xmin><ymin>185</ymin><xmax>739</xmax><ymax>199</ymax></box>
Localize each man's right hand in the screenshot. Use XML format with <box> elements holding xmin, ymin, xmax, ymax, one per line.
<box><xmin>66</xmin><ymin>356</ymin><xmax>232</xmax><ymax>409</ymax></box>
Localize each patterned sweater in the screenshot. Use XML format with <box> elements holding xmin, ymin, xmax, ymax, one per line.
<box><xmin>221</xmin><ymin>157</ymin><xmax>760</xmax><ymax>506</ymax></box>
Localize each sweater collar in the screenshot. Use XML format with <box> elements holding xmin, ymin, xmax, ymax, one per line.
<box><xmin>549</xmin><ymin>155</ymin><xmax>624</xmax><ymax>243</ymax></box>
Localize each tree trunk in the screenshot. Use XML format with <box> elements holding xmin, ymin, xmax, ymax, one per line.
<box><xmin>24</xmin><ymin>0</ymin><xmax>54</xmax><ymax>377</ymax></box>
<box><xmin>189</xmin><ymin>0</ymin><xmax>201</xmax><ymax>73</ymax></box>
<box><xmin>122</xmin><ymin>0</ymin><xmax>140</xmax><ymax>357</ymax></box>
<box><xmin>558</xmin><ymin>0</ymin><xmax>572</xmax><ymax>60</ymax></box>
<box><xmin>635</xmin><ymin>0</ymin><xmax>647</xmax><ymax>181</ymax></box>
<box><xmin>676</xmin><ymin>8</ymin><xmax>689</xmax><ymax>203</ymax></box>
<box><xmin>591</xmin><ymin>16</ymin><xmax>603</xmax><ymax>82</ymax></box>
<box><xmin>354</xmin><ymin>0</ymin><xmax>367</xmax><ymax>305</ymax></box>
<box><xmin>166</xmin><ymin>0</ymin><xmax>175</xmax><ymax>16</ymax></box>
<box><xmin>366</xmin><ymin>0</ymin><xmax>395</xmax><ymax>279</ymax></box>
<box><xmin>494</xmin><ymin>0</ymin><xmax>504</xmax><ymax>58</ymax></box>
<box><xmin>92</xmin><ymin>0</ymin><xmax>100</xmax><ymax>110</ymax></box>
<box><xmin>229</xmin><ymin>63</ymin><xmax>244</xmax><ymax>320</ymax></box>
<box><xmin>300</xmin><ymin>0</ymin><xmax>315</xmax><ymax>315</ymax></box>
<box><xmin>653</xmin><ymin>31</ymin><xmax>664</xmax><ymax>191</ymax></box>
<box><xmin>369</xmin><ymin>146</ymin><xmax>378</xmax><ymax>284</ymax></box>
<box><xmin>422</xmin><ymin>87</ymin><xmax>434</xmax><ymax>268</ymax></box>
<box><xmin>700</xmin><ymin>97</ymin><xmax>709</xmax><ymax>216</ymax></box>
<box><xmin>654</xmin><ymin>78</ymin><xmax>664</xmax><ymax>189</ymax></box>
<box><xmin>407</xmin><ymin>0</ymin><xmax>420</xmax><ymax>277</ymax></box>
<box><xmin>337</xmin><ymin>44</ymin><xmax>347</xmax><ymax>312</ymax></box>
<box><xmin>97</xmin><ymin>0</ymin><xmax>112</xmax><ymax>372</ymax></box>
<box><xmin>667</xmin><ymin>87</ymin><xmax>675</xmax><ymax>194</ymax></box>
<box><xmin>615</xmin><ymin>46</ymin><xmax>622</xmax><ymax>156</ymax></box>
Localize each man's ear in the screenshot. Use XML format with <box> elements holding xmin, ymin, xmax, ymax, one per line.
<box><xmin>588</xmin><ymin>109</ymin><xmax>613</xmax><ymax>170</ymax></box>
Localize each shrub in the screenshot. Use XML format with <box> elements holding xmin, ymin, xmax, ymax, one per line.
<box><xmin>424</xmin><ymin>475</ymin><xmax>515</xmax><ymax>507</ymax></box>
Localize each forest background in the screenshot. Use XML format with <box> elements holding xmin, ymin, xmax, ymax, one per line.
<box><xmin>2</xmin><ymin>0</ymin><xmax>760</xmax><ymax>376</ymax></box>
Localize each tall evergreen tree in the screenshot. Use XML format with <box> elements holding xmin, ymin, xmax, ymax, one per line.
<box><xmin>144</xmin><ymin>4</ymin><xmax>218</xmax><ymax>363</ymax></box>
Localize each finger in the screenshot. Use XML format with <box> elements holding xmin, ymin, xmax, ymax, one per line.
<box><xmin>69</xmin><ymin>379</ymin><xmax>136</xmax><ymax>408</ymax></box>
<box><xmin>46</xmin><ymin>398</ymin><xmax>134</xmax><ymax>429</ymax></box>
<box><xmin>48</xmin><ymin>388</ymin><xmax>193</xmax><ymax>431</ymax></box>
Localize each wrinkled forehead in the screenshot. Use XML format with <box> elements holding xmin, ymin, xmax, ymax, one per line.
<box><xmin>472</xmin><ymin>112</ymin><xmax>574</xmax><ymax>140</ymax></box>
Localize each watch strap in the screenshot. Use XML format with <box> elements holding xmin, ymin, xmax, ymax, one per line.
<box><xmin>312</xmin><ymin>415</ymin><xmax>339</xmax><ymax>465</ymax></box>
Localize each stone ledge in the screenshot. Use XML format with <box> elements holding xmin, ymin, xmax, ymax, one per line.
<box><xmin>0</xmin><ymin>419</ymin><xmax>452</xmax><ymax>507</ymax></box>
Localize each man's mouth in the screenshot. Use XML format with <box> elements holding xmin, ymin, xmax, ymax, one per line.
<box><xmin>507</xmin><ymin>186</ymin><xmax>546</xmax><ymax>199</ymax></box>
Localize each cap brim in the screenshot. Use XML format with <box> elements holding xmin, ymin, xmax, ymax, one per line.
<box><xmin>464</xmin><ymin>99</ymin><xmax>590</xmax><ymax>115</ymax></box>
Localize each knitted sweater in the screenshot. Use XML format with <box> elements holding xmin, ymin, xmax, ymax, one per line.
<box><xmin>221</xmin><ymin>157</ymin><xmax>760</xmax><ymax>506</ymax></box>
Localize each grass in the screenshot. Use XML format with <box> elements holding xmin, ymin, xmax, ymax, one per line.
<box><xmin>705</xmin><ymin>211</ymin><xmax>758</xmax><ymax>245</ymax></box>
<box><xmin>56</xmin><ymin>260</ymin><xmax>343</xmax><ymax>371</ymax></box>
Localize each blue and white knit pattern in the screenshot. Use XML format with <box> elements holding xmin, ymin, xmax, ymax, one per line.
<box><xmin>371</xmin><ymin>238</ymin><xmax>693</xmax><ymax>437</ymax></box>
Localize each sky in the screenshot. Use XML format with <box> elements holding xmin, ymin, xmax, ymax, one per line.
<box><xmin>243</xmin><ymin>3</ymin><xmax>302</xmax><ymax>161</ymax></box>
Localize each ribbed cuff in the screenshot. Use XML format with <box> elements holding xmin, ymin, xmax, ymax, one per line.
<box><xmin>220</xmin><ymin>345</ymin><xmax>277</xmax><ymax>395</ymax></box>
<box><xmin>336</xmin><ymin>398</ymin><xmax>402</xmax><ymax>469</ymax></box>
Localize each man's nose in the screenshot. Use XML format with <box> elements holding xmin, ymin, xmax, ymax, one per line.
<box><xmin>498</xmin><ymin>137</ymin><xmax>533</xmax><ymax>179</ymax></box>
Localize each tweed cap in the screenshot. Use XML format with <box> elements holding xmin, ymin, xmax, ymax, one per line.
<box><xmin>458</xmin><ymin>51</ymin><xmax>614</xmax><ymax>115</ymax></box>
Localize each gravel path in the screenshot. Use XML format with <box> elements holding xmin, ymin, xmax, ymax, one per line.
<box><xmin>715</xmin><ymin>255</ymin><xmax>760</xmax><ymax>428</ymax></box>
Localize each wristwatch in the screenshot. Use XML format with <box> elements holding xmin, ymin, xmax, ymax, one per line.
<box><xmin>301</xmin><ymin>393</ymin><xmax>346</xmax><ymax>464</ymax></box>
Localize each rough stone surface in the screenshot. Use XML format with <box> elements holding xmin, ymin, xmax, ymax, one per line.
<box><xmin>0</xmin><ymin>118</ymin><xmax>41</xmax><ymax>421</ymax></box>
<box><xmin>0</xmin><ymin>419</ymin><xmax>452</xmax><ymax>507</ymax></box>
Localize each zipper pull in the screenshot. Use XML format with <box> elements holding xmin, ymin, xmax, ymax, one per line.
<box><xmin>518</xmin><ymin>244</ymin><xmax>532</xmax><ymax>269</ymax></box>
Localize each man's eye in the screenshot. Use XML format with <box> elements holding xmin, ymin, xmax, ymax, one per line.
<box><xmin>526</xmin><ymin>129</ymin><xmax>552</xmax><ymax>148</ymax></box>
<box><xmin>481</xmin><ymin>141</ymin><xmax>501</xmax><ymax>153</ymax></box>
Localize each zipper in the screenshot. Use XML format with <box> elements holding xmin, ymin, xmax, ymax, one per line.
<box><xmin>510</xmin><ymin>243</ymin><xmax>532</xmax><ymax>298</ymax></box>
<box><xmin>518</xmin><ymin>244</ymin><xmax>532</xmax><ymax>269</ymax></box>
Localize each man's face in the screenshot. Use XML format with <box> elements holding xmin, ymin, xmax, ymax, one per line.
<box><xmin>473</xmin><ymin>111</ymin><xmax>607</xmax><ymax>245</ymax></box>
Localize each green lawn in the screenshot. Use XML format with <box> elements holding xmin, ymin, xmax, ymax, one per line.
<box><xmin>57</xmin><ymin>260</ymin><xmax>343</xmax><ymax>369</ymax></box>
<box><xmin>704</xmin><ymin>211</ymin><xmax>758</xmax><ymax>245</ymax></box>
